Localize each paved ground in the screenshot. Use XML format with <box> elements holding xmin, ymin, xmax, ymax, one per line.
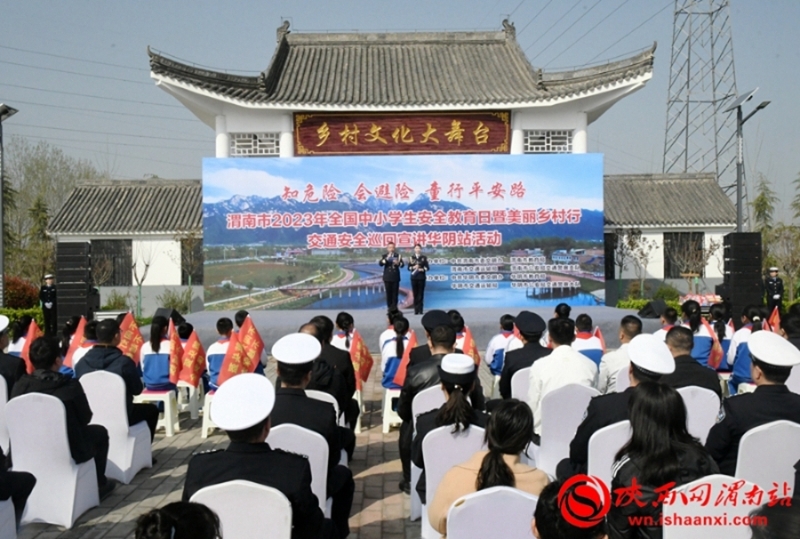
<box><xmin>17</xmin><ymin>359</ymin><xmax>420</xmax><ymax>539</ymax></box>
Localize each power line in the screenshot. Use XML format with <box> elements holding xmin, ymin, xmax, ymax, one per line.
<box><xmin>8</xmin><ymin>99</ymin><xmax>198</xmax><ymax>122</ymax></box>
<box><xmin>516</xmin><ymin>0</ymin><xmax>555</xmax><ymax>37</ymax></box>
<box><xmin>0</xmin><ymin>59</ymin><xmax>152</xmax><ymax>86</ymax></box>
<box><xmin>533</xmin><ymin>0</ymin><xmax>604</xmax><ymax>57</ymax></box>
<box><xmin>0</xmin><ymin>82</ymin><xmax>184</xmax><ymax>108</ymax></box>
<box><xmin>587</xmin><ymin>0</ymin><xmax>671</xmax><ymax>63</ymax></box>
<box><xmin>0</xmin><ymin>44</ymin><xmax>148</xmax><ymax>72</ymax></box>
<box><xmin>25</xmin><ymin>138</ymin><xmax>203</xmax><ymax>170</ymax></box>
<box><xmin>14</xmin><ymin>123</ymin><xmax>209</xmax><ymax>143</ymax></box>
<box><xmin>508</xmin><ymin>0</ymin><xmax>526</xmax><ymax>17</ymax></box>
<box><xmin>524</xmin><ymin>0</ymin><xmax>584</xmax><ymax>53</ymax></box>
<box><xmin>545</xmin><ymin>0</ymin><xmax>632</xmax><ymax>67</ymax></box>
<box><xmin>481</xmin><ymin>0</ymin><xmax>503</xmax><ymax>22</ymax></box>
<box><xmin>10</xmin><ymin>132</ymin><xmax>210</xmax><ymax>152</ymax></box>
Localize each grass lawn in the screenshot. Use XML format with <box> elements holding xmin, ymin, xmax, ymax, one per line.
<box><xmin>205</xmin><ymin>261</ymin><xmax>320</xmax><ymax>289</ymax></box>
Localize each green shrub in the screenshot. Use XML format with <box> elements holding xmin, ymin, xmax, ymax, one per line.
<box><xmin>102</xmin><ymin>289</ymin><xmax>131</xmax><ymax>311</ymax></box>
<box><xmin>654</xmin><ymin>284</ymin><xmax>681</xmax><ymax>301</ymax></box>
<box><xmin>156</xmin><ymin>287</ymin><xmax>192</xmax><ymax>314</ymax></box>
<box><xmin>0</xmin><ymin>308</ymin><xmax>44</xmax><ymax>328</ymax></box>
<box><xmin>616</xmin><ymin>298</ymin><xmax>682</xmax><ymax>312</ymax></box>
<box><xmin>4</xmin><ymin>276</ymin><xmax>39</xmax><ymax>309</ymax></box>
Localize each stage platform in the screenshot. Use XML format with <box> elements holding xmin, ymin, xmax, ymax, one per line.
<box><xmin>184</xmin><ymin>306</ymin><xmax>662</xmax><ymax>353</ymax></box>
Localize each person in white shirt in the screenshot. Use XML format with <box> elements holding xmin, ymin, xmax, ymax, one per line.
<box><xmin>332</xmin><ymin>312</ymin><xmax>355</xmax><ymax>352</ymax></box>
<box><xmin>653</xmin><ymin>307</ymin><xmax>679</xmax><ymax>341</ymax></box>
<box><xmin>528</xmin><ymin>317</ymin><xmax>598</xmax><ymax>440</ymax></box>
<box><xmin>597</xmin><ymin>315</ymin><xmax>643</xmax><ymax>394</ymax></box>
<box><xmin>206</xmin><ymin>318</ymin><xmax>233</xmax><ymax>390</ymax></box>
<box><xmin>70</xmin><ymin>320</ymin><xmax>98</xmax><ymax>372</ymax></box>
<box><xmin>484</xmin><ymin>314</ymin><xmax>516</xmax><ymax>377</ymax></box>
<box><xmin>381</xmin><ymin>317</ymin><xmax>411</xmax><ymax>375</ymax></box>
<box><xmin>378</xmin><ymin>309</ymin><xmax>402</xmax><ymax>358</ymax></box>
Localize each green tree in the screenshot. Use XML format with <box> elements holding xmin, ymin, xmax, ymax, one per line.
<box><xmin>752</xmin><ymin>174</ymin><xmax>777</xmax><ymax>234</ymax></box>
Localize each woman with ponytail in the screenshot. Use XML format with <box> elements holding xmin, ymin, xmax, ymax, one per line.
<box><xmin>135</xmin><ymin>501</ymin><xmax>220</xmax><ymax>539</ymax></box>
<box><xmin>411</xmin><ymin>354</ymin><xmax>489</xmax><ymax>506</ymax></box>
<box><xmin>709</xmin><ymin>303</ymin><xmax>734</xmax><ymax>368</ymax></box>
<box><xmin>332</xmin><ymin>311</ymin><xmax>355</xmax><ymax>351</ymax></box>
<box><xmin>428</xmin><ymin>399</ymin><xmax>548</xmax><ymax>535</ymax></box>
<box><xmin>7</xmin><ymin>315</ymin><xmax>33</xmax><ymax>356</ymax></box>
<box><xmin>728</xmin><ymin>305</ymin><xmax>764</xmax><ymax>394</ymax></box>
<box><xmin>380</xmin><ymin>317</ymin><xmax>410</xmax><ymax>390</ymax></box>
<box><xmin>139</xmin><ymin>316</ymin><xmax>175</xmax><ymax>391</ymax></box>
<box><xmin>680</xmin><ymin>299</ymin><xmax>717</xmax><ymax>366</ymax></box>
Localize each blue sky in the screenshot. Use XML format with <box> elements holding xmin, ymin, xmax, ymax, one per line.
<box><xmin>203</xmin><ymin>154</ymin><xmax>603</xmax><ymax>210</ymax></box>
<box><xmin>2</xmin><ymin>1</ymin><xmax>798</xmax><ymax>219</ymax></box>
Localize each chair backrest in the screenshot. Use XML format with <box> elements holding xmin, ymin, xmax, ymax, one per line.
<box><xmin>0</xmin><ymin>380</ymin><xmax>9</xmax><ymax>454</ymax></box>
<box><xmin>267</xmin><ymin>424</ymin><xmax>328</xmax><ymax>513</ymax></box>
<box><xmin>412</xmin><ymin>385</ymin><xmax>446</xmax><ymax>430</ymax></box>
<box><xmin>511</xmin><ymin>367</ymin><xmax>531</xmax><ymax>400</ymax></box>
<box><xmin>6</xmin><ymin>393</ymin><xmax>75</xmax><ymax>470</ymax></box>
<box><xmin>538</xmin><ymin>384</ymin><xmax>600</xmax><ymax>476</ymax></box>
<box><xmin>662</xmin><ymin>475</ymin><xmax>758</xmax><ymax>539</ymax></box>
<box><xmin>587</xmin><ymin>421</ymin><xmax>631</xmax><ymax>487</ymax></box>
<box><xmin>734</xmin><ymin>420</ymin><xmax>800</xmax><ymax>490</ymax></box>
<box><xmin>676</xmin><ymin>386</ymin><xmax>720</xmax><ymax>445</ymax></box>
<box><xmin>446</xmin><ymin>486</ymin><xmax>538</xmax><ymax>539</ymax></box>
<box><xmin>190</xmin><ymin>480</ymin><xmax>292</xmax><ymax>539</ymax></box>
<box><xmin>305</xmin><ymin>389</ymin><xmax>340</xmax><ymax>419</ymax></box>
<box><xmin>423</xmin><ymin>425</ymin><xmax>487</xmax><ymax>501</ymax></box>
<box><xmin>142</xmin><ymin>352</ymin><xmax>171</xmax><ymax>388</ymax></box>
<box><xmin>79</xmin><ymin>371</ymin><xmax>130</xmax><ymax>437</ymax></box>
<box><xmin>614</xmin><ymin>365</ymin><xmax>630</xmax><ymax>392</ymax></box>
<box><xmin>786</xmin><ymin>366</ymin><xmax>800</xmax><ymax>395</ymax></box>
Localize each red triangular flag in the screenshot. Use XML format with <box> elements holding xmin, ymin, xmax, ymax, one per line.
<box><xmin>63</xmin><ymin>317</ymin><xmax>87</xmax><ymax>369</ymax></box>
<box><xmin>217</xmin><ymin>331</ymin><xmax>249</xmax><ymax>386</ymax></box>
<box><xmin>702</xmin><ymin>317</ymin><xmax>724</xmax><ymax>370</ymax></box>
<box><xmin>392</xmin><ymin>330</ymin><xmax>417</xmax><ymax>387</ymax></box>
<box><xmin>179</xmin><ymin>330</ymin><xmax>206</xmax><ymax>387</ymax></box>
<box><xmin>238</xmin><ymin>316</ymin><xmax>264</xmax><ymax>368</ymax></box>
<box><xmin>20</xmin><ymin>320</ymin><xmax>43</xmax><ymax>374</ymax></box>
<box><xmin>168</xmin><ymin>319</ymin><xmax>184</xmax><ymax>384</ymax></box>
<box><xmin>769</xmin><ymin>306</ymin><xmax>781</xmax><ymax>334</ymax></box>
<box><xmin>462</xmin><ymin>326</ymin><xmax>481</xmax><ymax>365</ymax></box>
<box><xmin>118</xmin><ymin>313</ymin><xmax>145</xmax><ymax>365</ymax></box>
<box><xmin>593</xmin><ymin>326</ymin><xmax>607</xmax><ymax>354</ymax></box>
<box><xmin>349</xmin><ymin>329</ymin><xmax>374</xmax><ymax>391</ymax></box>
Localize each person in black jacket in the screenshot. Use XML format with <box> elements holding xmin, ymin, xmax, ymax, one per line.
<box><xmin>411</xmin><ymin>353</ymin><xmax>488</xmax><ymax>503</ymax></box>
<box><xmin>498</xmin><ymin>311</ymin><xmax>550</xmax><ymax>400</ymax></box>
<box><xmin>0</xmin><ymin>316</ymin><xmax>25</xmax><ymax>395</ymax></box>
<box><xmin>11</xmin><ymin>337</ymin><xmax>113</xmax><ymax>497</ymax></box>
<box><xmin>309</xmin><ymin>315</ymin><xmax>360</xmax><ymax>430</ymax></box>
<box><xmin>379</xmin><ymin>242</ymin><xmax>404</xmax><ymax>310</ymax></box>
<box><xmin>609</xmin><ymin>382</ymin><xmax>719</xmax><ymax>539</ymax></box>
<box><xmin>0</xmin><ymin>446</ymin><xmax>36</xmax><ymax>527</ymax></box>
<box><xmin>661</xmin><ymin>326</ymin><xmax>723</xmax><ymax>398</ymax></box>
<box><xmin>182</xmin><ymin>374</ymin><xmax>331</xmax><ymax>539</ymax></box>
<box><xmin>74</xmin><ymin>319</ymin><xmax>159</xmax><ymax>442</ymax></box>
<box><xmin>705</xmin><ymin>331</ymin><xmax>800</xmax><ymax>475</ymax></box>
<box><xmin>270</xmin><ymin>333</ymin><xmax>354</xmax><ymax>539</ymax></box>
<box><xmin>396</xmin><ymin>324</ymin><xmax>485</xmax><ymax>493</ymax></box>
<box><xmin>408</xmin><ymin>310</ymin><xmax>464</xmax><ymax>365</ymax></box>
<box><xmin>299</xmin><ymin>323</ymin><xmax>351</xmax><ymax>418</ymax></box>
<box><xmin>408</xmin><ymin>244</ymin><xmax>429</xmax><ymax>315</ymax></box>
<box><xmin>556</xmin><ymin>333</ymin><xmax>676</xmax><ymax>481</ymax></box>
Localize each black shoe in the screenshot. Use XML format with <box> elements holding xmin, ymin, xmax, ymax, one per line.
<box><xmin>99</xmin><ymin>480</ymin><xmax>117</xmax><ymax>500</ymax></box>
<box><xmin>399</xmin><ymin>480</ymin><xmax>411</xmax><ymax>494</ymax></box>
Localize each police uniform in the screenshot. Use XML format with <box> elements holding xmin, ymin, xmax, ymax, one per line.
<box><xmin>379</xmin><ymin>250</ymin><xmax>404</xmax><ymax>310</ymax></box>
<box><xmin>271</xmin><ymin>334</ymin><xmax>354</xmax><ymax>539</ymax></box>
<box><xmin>408</xmin><ymin>252</ymin><xmax>430</xmax><ymax>315</ymax></box>
<box><xmin>408</xmin><ymin>310</ymin><xmax>463</xmax><ymax>365</ymax></box>
<box><xmin>705</xmin><ymin>331</ymin><xmax>800</xmax><ymax>476</ymax></box>
<box><xmin>556</xmin><ymin>334</ymin><xmax>676</xmax><ymax>480</ymax></box>
<box><xmin>764</xmin><ymin>267</ymin><xmax>784</xmax><ymax>313</ymax></box>
<box><xmin>319</xmin><ymin>341</ymin><xmax>359</xmax><ymax>429</ymax></box>
<box><xmin>497</xmin><ymin>312</ymin><xmax>550</xmax><ymax>399</ymax></box>
<box><xmin>181</xmin><ymin>373</ymin><xmax>329</xmax><ymax>539</ymax></box>
<box><xmin>39</xmin><ymin>274</ymin><xmax>57</xmax><ymax>336</ymax></box>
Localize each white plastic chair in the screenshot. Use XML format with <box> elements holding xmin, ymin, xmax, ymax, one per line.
<box><xmin>354</xmin><ymin>389</ymin><xmax>362</xmax><ymax>434</ymax></box>
<box><xmin>421</xmin><ymin>425</ymin><xmax>487</xmax><ymax>539</ymax></box>
<box><xmin>676</xmin><ymin>386</ymin><xmax>720</xmax><ymax>445</ymax></box>
<box><xmin>587</xmin><ymin>421</ymin><xmax>631</xmax><ymax>487</ymax></box>
<box><xmin>445</xmin><ymin>486</ymin><xmax>538</xmax><ymax>539</ymax></box>
<box><xmin>6</xmin><ymin>393</ymin><xmax>99</xmax><ymax>528</ymax></box>
<box><xmin>662</xmin><ymin>475</ymin><xmax>757</xmax><ymax>539</ymax></box>
<box><xmin>0</xmin><ymin>381</ymin><xmax>9</xmax><ymax>454</ymax></box>
<box><xmin>190</xmin><ymin>480</ymin><xmax>292</xmax><ymax>539</ymax></box>
<box><xmin>614</xmin><ymin>365</ymin><xmax>631</xmax><ymax>392</ymax></box>
<box><xmin>305</xmin><ymin>389</ymin><xmax>345</xmax><ymax>428</ymax></box>
<box><xmin>511</xmin><ymin>367</ymin><xmax>531</xmax><ymax>400</ymax></box>
<box><xmin>79</xmin><ymin>371</ymin><xmax>152</xmax><ymax>484</ymax></box>
<box><xmin>200</xmin><ymin>391</ymin><xmax>218</xmax><ymax>438</ymax></box>
<box><xmin>382</xmin><ymin>388</ymin><xmax>402</xmax><ymax>433</ymax></box>
<box><xmin>177</xmin><ymin>380</ymin><xmax>203</xmax><ymax>420</ymax></box>
<box><xmin>735</xmin><ymin>420</ymin><xmax>800</xmax><ymax>490</ymax></box>
<box><xmin>134</xmin><ymin>389</ymin><xmax>179</xmax><ymax>436</ymax></box>
<box><xmin>267</xmin><ymin>424</ymin><xmax>332</xmax><ymax>516</ymax></box>
<box><xmin>786</xmin><ymin>366</ymin><xmax>800</xmax><ymax>395</ymax></box>
<box><xmin>410</xmin><ymin>385</ymin><xmax>447</xmax><ymax>521</ymax></box>
<box><xmin>0</xmin><ymin>499</ymin><xmax>15</xmax><ymax>539</ymax></box>
<box><xmin>538</xmin><ymin>384</ymin><xmax>601</xmax><ymax>477</ymax></box>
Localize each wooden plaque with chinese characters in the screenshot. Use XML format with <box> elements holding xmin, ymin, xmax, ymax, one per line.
<box><xmin>294</xmin><ymin>112</ymin><xmax>510</xmax><ymax>156</ymax></box>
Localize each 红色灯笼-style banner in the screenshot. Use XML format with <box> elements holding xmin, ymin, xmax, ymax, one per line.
<box><xmin>202</xmin><ymin>154</ymin><xmax>604</xmax><ymax>310</ymax></box>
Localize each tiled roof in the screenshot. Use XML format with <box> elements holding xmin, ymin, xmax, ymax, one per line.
<box><xmin>604</xmin><ymin>174</ymin><xmax>736</xmax><ymax>227</ymax></box>
<box><xmin>148</xmin><ymin>22</ymin><xmax>655</xmax><ymax>108</ymax></box>
<box><xmin>49</xmin><ymin>180</ymin><xmax>201</xmax><ymax>235</ymax></box>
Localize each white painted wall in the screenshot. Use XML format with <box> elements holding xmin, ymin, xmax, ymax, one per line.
<box><xmin>132</xmin><ymin>238</ymin><xmax>182</xmax><ymax>286</ymax></box>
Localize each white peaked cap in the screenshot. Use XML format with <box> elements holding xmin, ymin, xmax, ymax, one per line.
<box><xmin>210</xmin><ymin>374</ymin><xmax>276</xmax><ymax>431</ymax></box>
<box><xmin>749</xmin><ymin>330</ymin><xmax>800</xmax><ymax>367</ymax></box>
<box><xmin>628</xmin><ymin>334</ymin><xmax>676</xmax><ymax>375</ymax></box>
<box><xmin>441</xmin><ymin>353</ymin><xmax>475</xmax><ymax>375</ymax></box>
<box><xmin>271</xmin><ymin>333</ymin><xmax>321</xmax><ymax>364</ymax></box>
<box><xmin>0</xmin><ymin>315</ymin><xmax>9</xmax><ymax>333</ymax></box>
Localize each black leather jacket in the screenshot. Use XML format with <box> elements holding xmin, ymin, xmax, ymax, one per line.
<box><xmin>397</xmin><ymin>353</ymin><xmax>485</xmax><ymax>422</ymax></box>
<box><xmin>608</xmin><ymin>445</ymin><xmax>719</xmax><ymax>539</ymax></box>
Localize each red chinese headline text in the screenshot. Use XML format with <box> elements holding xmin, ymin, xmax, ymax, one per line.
<box><xmin>279</xmin><ymin>180</ymin><xmax>526</xmax><ymax>203</ymax></box>
<box><xmin>615</xmin><ymin>479</ymin><xmax>792</xmax><ymax>509</ymax></box>
<box><xmin>306</xmin><ymin>230</ymin><xmax>503</xmax><ymax>250</ymax></box>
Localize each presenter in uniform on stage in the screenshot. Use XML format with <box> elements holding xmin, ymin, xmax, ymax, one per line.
<box><xmin>408</xmin><ymin>244</ymin><xmax>429</xmax><ymax>315</ymax></box>
<box><xmin>39</xmin><ymin>274</ymin><xmax>57</xmax><ymax>336</ymax></box>
<box><xmin>379</xmin><ymin>242</ymin><xmax>404</xmax><ymax>311</ymax></box>
<box><xmin>764</xmin><ymin>266</ymin><xmax>784</xmax><ymax>314</ymax></box>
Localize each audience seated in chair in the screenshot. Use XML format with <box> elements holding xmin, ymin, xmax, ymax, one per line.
<box><xmin>497</xmin><ymin>311</ymin><xmax>549</xmax><ymax>401</ymax></box>
<box><xmin>532</xmin><ymin>480</ymin><xmax>607</xmax><ymax>539</ymax></box>
<box><xmin>0</xmin><ymin>446</ymin><xmax>36</xmax><ymax>528</ymax></box>
<box><xmin>11</xmin><ymin>336</ymin><xmax>115</xmax><ymax>497</ymax></box>
<box><xmin>139</xmin><ymin>317</ymin><xmax>176</xmax><ymax>392</ymax></box>
<box><xmin>596</xmin><ymin>315</ymin><xmax>642</xmax><ymax>394</ymax></box>
<box><xmin>135</xmin><ymin>501</ymin><xmax>220</xmax><ymax>539</ymax></box>
<box><xmin>0</xmin><ymin>316</ymin><xmax>25</xmax><ymax>395</ymax></box>
<box><xmin>205</xmin><ymin>318</ymin><xmax>233</xmax><ymax>390</ymax></box>
<box><xmin>749</xmin><ymin>499</ymin><xmax>800</xmax><ymax>539</ymax></box>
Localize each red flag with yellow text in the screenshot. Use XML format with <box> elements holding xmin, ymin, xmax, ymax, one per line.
<box><xmin>592</xmin><ymin>326</ymin><xmax>607</xmax><ymax>354</ymax></box>
<box><xmin>392</xmin><ymin>330</ymin><xmax>418</xmax><ymax>387</ymax></box>
<box><xmin>238</xmin><ymin>316</ymin><xmax>264</xmax><ymax>368</ymax></box>
<box><xmin>769</xmin><ymin>307</ymin><xmax>781</xmax><ymax>334</ymax></box>
<box><xmin>63</xmin><ymin>316</ymin><xmax>87</xmax><ymax>369</ymax></box>
<box><xmin>118</xmin><ymin>313</ymin><xmax>145</xmax><ymax>365</ymax></box>
<box><xmin>168</xmin><ymin>318</ymin><xmax>184</xmax><ymax>384</ymax></box>
<box><xmin>349</xmin><ymin>329</ymin><xmax>373</xmax><ymax>391</ymax></box>
<box><xmin>20</xmin><ymin>320</ymin><xmax>43</xmax><ymax>374</ymax></box>
<box><xmin>462</xmin><ymin>326</ymin><xmax>481</xmax><ymax>365</ymax></box>
<box><xmin>179</xmin><ymin>330</ymin><xmax>206</xmax><ymax>387</ymax></box>
<box><xmin>702</xmin><ymin>317</ymin><xmax>724</xmax><ymax>369</ymax></box>
<box><xmin>217</xmin><ymin>331</ymin><xmax>250</xmax><ymax>386</ymax></box>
